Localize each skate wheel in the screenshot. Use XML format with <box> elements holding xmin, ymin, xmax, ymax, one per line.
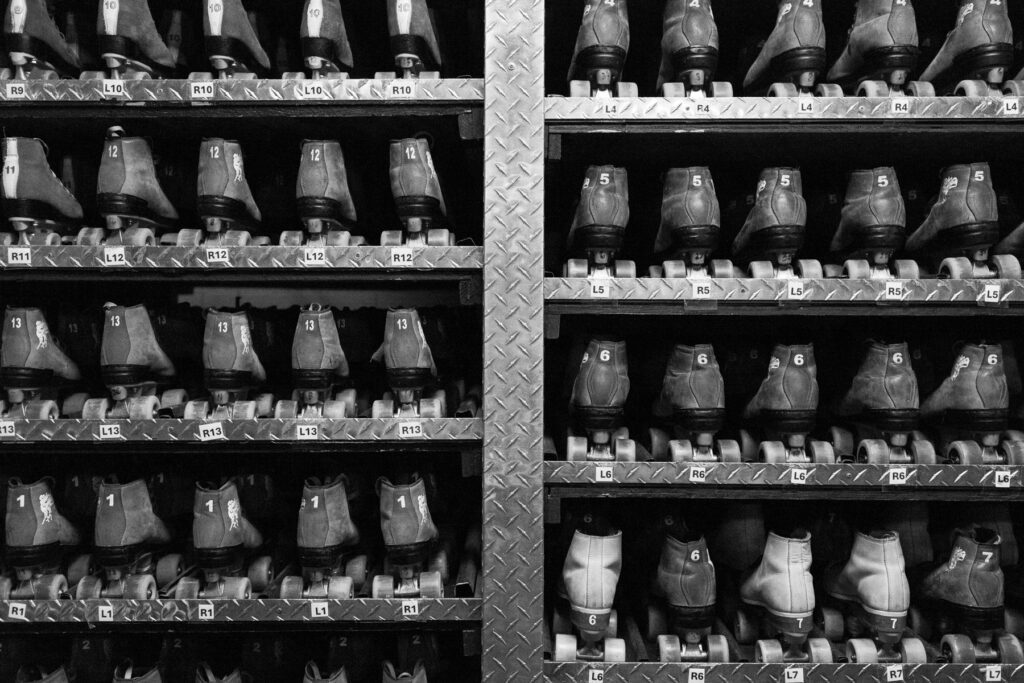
<box><xmin>815</xmin><ymin>83</ymin><xmax>843</xmax><ymax>98</ymax></box>
<box><xmin>859</xmin><ymin>438</ymin><xmax>890</xmax><ymax>464</ymax></box>
<box><xmin>797</xmin><ymin>259</ymin><xmax>823</xmax><ymax>279</ymax></box>
<box><xmin>159</xmin><ymin>389</ymin><xmax>187</xmax><ymax>413</ymax></box>
<box><xmin>808</xmin><ymin>439</ymin><xmax>834</xmax><ymax>464</ymax></box>
<box><xmin>846</xmin><ymin>637</ymin><xmax>878</xmax><ymax>663</ymax></box>
<box><xmin>807</xmin><ymin>637</ymin><xmax>833</xmax><ymax>663</ymax></box>
<box><xmin>565</xmin><ymin>259</ymin><xmax>589</xmax><ymax>278</ymax></box>
<box><xmin>279</xmin><ymin>575</ymin><xmax>304</xmax><ymax>599</ymax></box>
<box><xmin>662</xmin><ymin>261</ymin><xmax>687</xmax><ymax>278</ymax></box>
<box><xmin>156</xmin><ymin>553</ymin><xmax>184</xmax><ymax>587</ymax></box>
<box><xmin>707</xmin><ymin>634</ymin><xmax>729</xmax><ymax>662</ymax></box>
<box><xmin>734</xmin><ymin>609</ymin><xmax>757</xmax><ymax>644</ymax></box>
<box><xmin>553</xmin><ymin>633</ymin><xmax>578</xmax><ymax>662</ymax></box>
<box><xmin>81</xmin><ymin>397</ymin><xmax>111</xmax><ymax>420</ymax></box>
<box><xmin>0</xmin><ymin>576</ymin><xmax>11</xmax><ymax>599</ymax></box>
<box><xmin>830</xmin><ymin>426</ymin><xmax>855</xmax><ymax>459</ymax></box>
<box><xmin>948</xmin><ymin>439</ymin><xmax>983</xmax><ymax>465</ymax></box>
<box><xmin>749</xmin><ymin>261</ymin><xmax>776</xmax><ymax>279</ymax></box>
<box><xmin>419</xmin><ymin>397</ymin><xmax>443</xmax><ymax>418</ymax></box>
<box><xmin>123</xmin><ymin>227</ymin><xmax>154</xmax><ymax>246</ymax></box>
<box><xmin>711</xmin><ymin>81</ymin><xmax>733</xmax><ymax>98</ymax></box>
<box><xmin>232</xmin><ymin>401</ymin><xmax>258</xmax><ymax>420</ymax></box>
<box><xmin>844</xmin><ymin>259</ymin><xmax>871</xmax><ymax>279</ymax></box>
<box><xmin>75</xmin><ymin>574</ymin><xmax>102</xmax><ymax>599</ymax></box>
<box><xmin>910</xmin><ymin>439</ymin><xmax>937</xmax><ymax>465</ymax></box>
<box><xmin>326</xmin><ymin>231</ymin><xmax>352</xmax><ymax>247</ymax></box>
<box><xmin>907</xmin><ymin>81</ymin><xmax>935</xmax><ymax>97</ymax></box>
<box><xmin>222</xmin><ymin>230</ymin><xmax>250</xmax><ymax>247</ymax></box>
<box><xmin>614</xmin><ymin>438</ymin><xmax>635</xmax><ymax>462</ymax></box>
<box><xmin>274</xmin><ymin>400</ymin><xmax>299</xmax><ymax>419</ymax></box>
<box><xmin>645</xmin><ymin>603</ymin><xmax>667</xmax><ymax>641</ymax></box>
<box><xmin>718</xmin><ymin>439</ymin><xmax>742</xmax><ymax>463</ymax></box>
<box><xmin>418</xmin><ymin>571</ymin><xmax>443</xmax><ymax>598</ymax></box>
<box><xmin>344</xmin><ymin>555</ymin><xmax>368</xmax><ymax>589</ymax></box>
<box><xmin>604</xmin><ymin>638</ymin><xmax>626</xmax><ymax>662</ymax></box>
<box><xmin>613</xmin><ymin>260</ymin><xmax>636</xmax><ymax>278</ymax></box>
<box><xmin>669</xmin><ymin>439</ymin><xmax>693</xmax><ymax>462</ymax></box>
<box><xmin>939</xmin><ymin>256</ymin><xmax>973</xmax><ymax>279</ymax></box>
<box><xmin>647</xmin><ymin>429</ymin><xmax>669</xmax><ymax>460</ymax></box>
<box><xmin>768</xmin><ymin>82</ymin><xmax>799</xmax><ymax>97</ymax></box>
<box><xmin>997</xmin><ymin>633</ymin><xmax>1024</xmax><ymax>663</ymax></box>
<box><xmin>817</xmin><ymin>606</ymin><xmax>844</xmax><ymax>641</ymax></box>
<box><xmin>380</xmin><ymin>231</ymin><xmax>403</xmax><ymax>246</ymax></box>
<box><xmin>61</xmin><ymin>392</ymin><xmax>89</xmax><ymax>418</ymax></box>
<box><xmin>127</xmin><ymin>395</ymin><xmax>160</xmax><ymax>420</ymax></box>
<box><xmin>857</xmin><ymin>80</ymin><xmax>889</xmax><ymax>97</ymax></box>
<box><xmin>223</xmin><ymin>577</ymin><xmax>251</xmax><ymax>600</ymax></box>
<box><xmin>566</xmin><ymin>436</ymin><xmax>589</xmax><ymax>461</ymax></box>
<box><xmin>426</xmin><ymin>229</ymin><xmax>451</xmax><ymax>246</ymax></box>
<box><xmin>175</xmin><ymin>229</ymin><xmax>203</xmax><ymax>247</ymax></box>
<box><xmin>992</xmin><ymin>253</ymin><xmax>1022</xmax><ymax>279</ymax></box>
<box><xmin>279</xmin><ymin>231</ymin><xmax>303</xmax><ymax>246</ymax></box>
<box><xmin>255</xmin><ymin>393</ymin><xmax>274</xmax><ymax>417</ymax></box>
<box><xmin>327</xmin><ymin>575</ymin><xmax>354</xmax><ymax>599</ymax></box>
<box><xmin>24</xmin><ymin>400</ymin><xmax>59</xmax><ymax>419</ymax></box>
<box><xmin>657</xmin><ymin>634</ymin><xmax>681</xmax><ymax>662</ymax></box>
<box><xmin>75</xmin><ymin>227</ymin><xmax>105</xmax><ymax>246</ymax></box>
<box><xmin>899</xmin><ymin>636</ymin><xmax>928</xmax><ymax>663</ymax></box>
<box><xmin>247</xmin><ymin>556</ymin><xmax>273</xmax><ymax>594</ymax></box>
<box><xmin>371</xmin><ymin>400</ymin><xmax>393</xmax><ymax>418</ymax></box>
<box><xmin>174</xmin><ymin>577</ymin><xmax>200</xmax><ymax>599</ymax></box>
<box><xmin>1004</xmin><ymin>440</ymin><xmax>1024</xmax><ymax>465</ymax></box>
<box><xmin>894</xmin><ymin>259</ymin><xmax>920</xmax><ymax>279</ymax></box>
<box><xmin>739</xmin><ymin>430</ymin><xmax>758</xmax><ymax>462</ymax></box>
<box><xmin>125</xmin><ymin>573</ymin><xmax>157</xmax><ymax>599</ymax></box>
<box><xmin>183</xmin><ymin>400</ymin><xmax>209</xmax><ymax>420</ymax></box>
<box><xmin>710</xmin><ymin>259</ymin><xmax>734</xmax><ymax>278</ymax></box>
<box><xmin>35</xmin><ymin>574</ymin><xmax>68</xmax><ymax>600</ymax></box>
<box><xmin>67</xmin><ymin>554</ymin><xmax>94</xmax><ymax>586</ymax></box>
<box><xmin>955</xmin><ymin>79</ymin><xmax>993</xmax><ymax>97</ymax></box>
<box><xmin>322</xmin><ymin>400</ymin><xmax>349</xmax><ymax>419</ymax></box>
<box><xmin>371</xmin><ymin>574</ymin><xmax>394</xmax><ymax>599</ymax></box>
<box><xmin>755</xmin><ymin>639</ymin><xmax>785</xmax><ymax>662</ymax></box>
<box><xmin>941</xmin><ymin>633</ymin><xmax>977</xmax><ymax>663</ymax></box>
<box><xmin>760</xmin><ymin>440</ymin><xmax>786</xmax><ymax>464</ymax></box>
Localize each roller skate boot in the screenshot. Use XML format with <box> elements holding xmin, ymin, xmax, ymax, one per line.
<box><xmin>385</xmin><ymin>138</ymin><xmax>451</xmax><ymax>246</ymax></box>
<box><xmin>112</xmin><ymin>661</ymin><xmax>161</xmax><ymax>681</ymax></box>
<box><xmin>732</xmin><ymin>168</ymin><xmax>821</xmax><ymax>279</ymax></box>
<box><xmin>912</xmin><ymin>527</ymin><xmax>1024</xmax><ymax>662</ymax></box>
<box><xmin>1</xmin><ymin>307</ymin><xmax>82</xmax><ymax>418</ymax></box>
<box><xmin>158</xmin><ymin>7</ymin><xmax>195</xmax><ymax>75</ymax></box>
<box><xmin>195</xmin><ymin>664</ymin><xmax>244</xmax><ymax>682</ymax></box>
<box><xmin>183</xmin><ymin>309</ymin><xmax>272</xmax><ymax>420</ymax></box>
<box><xmin>173</xmin><ymin>138</ymin><xmax>266</xmax><ymax>246</ymax></box>
<box><xmin>90</xmin><ymin>0</ymin><xmax>176</xmax><ymax>78</ymax></box>
<box><xmin>650</xmin><ymin>344</ymin><xmax>739</xmax><ymax>463</ymax></box>
<box><xmin>921</xmin><ymin>343</ymin><xmax>1023</xmax><ymax>464</ymax></box>
<box><xmin>564</xmin><ymin>165</ymin><xmax>634</xmax><ymax>278</ymax></box>
<box><xmin>735</xmin><ymin>530</ymin><xmax>832</xmax><ymax>662</ymax></box>
<box><xmin>658</xmin><ymin>0</ymin><xmax>731</xmax><ymax>97</ymax></box>
<box><xmin>567</xmin><ymin>339</ymin><xmax>634</xmax><ymax>461</ymax></box>
<box><xmin>905</xmin><ymin>163</ymin><xmax>1019</xmax><ymax>278</ymax></box>
<box><xmin>830</xmin><ymin>168</ymin><xmax>919</xmax><ymax>279</ymax></box>
<box><xmin>76</xmin><ymin>127</ymin><xmax>178</xmax><ymax>246</ymax></box>
<box><xmin>74</xmin><ymin>478</ymin><xmax>186</xmax><ymax>600</ymax></box>
<box><xmin>818</xmin><ymin>530</ymin><xmax>927</xmax><ymax>662</ymax></box>
<box><xmin>828</xmin><ymin>0</ymin><xmax>929</xmax><ymax>96</ymax></box>
<box><xmin>645</xmin><ymin>530</ymin><xmax>729</xmax><ymax>662</ymax></box>
<box><xmin>370</xmin><ymin>309</ymin><xmax>445</xmax><ymax>418</ymax></box>
<box><xmin>552</xmin><ymin>525</ymin><xmax>626</xmax><ymax>662</ymax></box>
<box><xmin>79</xmin><ymin>303</ymin><xmax>183</xmax><ymax>420</ymax></box>
<box><xmin>173</xmin><ymin>480</ymin><xmax>269</xmax><ymax>599</ymax></box>
<box><xmin>304</xmin><ymin>662</ymin><xmax>347</xmax><ymax>682</ymax></box>
<box><xmin>742</xmin><ymin>344</ymin><xmax>834</xmax><ymax>463</ymax></box>
<box><xmin>831</xmin><ymin>341</ymin><xmax>936</xmax><ymax>464</ymax></box>
<box><xmin>4</xmin><ymin>0</ymin><xmax>81</xmax><ymax>78</ymax></box>
<box><xmin>281</xmin><ymin>140</ymin><xmax>362</xmax><ymax>247</ymax></box>
<box><xmin>921</xmin><ymin>0</ymin><xmax>1013</xmax><ymax>95</ymax></box>
<box><xmin>650</xmin><ymin>167</ymin><xmax>731</xmax><ymax>279</ymax></box>
<box><xmin>278</xmin><ymin>475</ymin><xmax>362</xmax><ymax>599</ymax></box>
<box><xmin>15</xmin><ymin>666</ymin><xmax>70</xmax><ymax>682</ymax></box>
<box><xmin>382</xmin><ymin>661</ymin><xmax>426</xmax><ymax>683</ymax></box>
<box><xmin>375</xmin><ymin>0</ymin><xmax>441</xmax><ymax>79</ymax></box>
<box><xmin>1</xmin><ymin>477</ymin><xmax>80</xmax><ymax>599</ymax></box>
<box><xmin>274</xmin><ymin>305</ymin><xmax>356</xmax><ymax>418</ymax></box>
<box><xmin>744</xmin><ymin>0</ymin><xmax>834</xmax><ymax>96</ymax></box>
<box><xmin>1</xmin><ymin>137</ymin><xmax>83</xmax><ymax>245</ymax></box>
<box><xmin>198</xmin><ymin>0</ymin><xmax>269</xmax><ymax>78</ymax></box>
<box><xmin>567</xmin><ymin>0</ymin><xmax>633</xmax><ymax>97</ymax></box>
<box><xmin>299</xmin><ymin>0</ymin><xmax>351</xmax><ymax>78</ymax></box>
<box><xmin>371</xmin><ymin>475</ymin><xmax>445</xmax><ymax>599</ymax></box>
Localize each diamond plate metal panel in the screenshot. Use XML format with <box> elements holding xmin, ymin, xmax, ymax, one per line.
<box><xmin>544</xmin><ymin>96</ymin><xmax>1024</xmax><ymax>120</ymax></box>
<box><xmin>544</xmin><ymin>663</ymin><xmax>1024</xmax><ymax>683</ymax></box>
<box><xmin>0</xmin><ymin>78</ymin><xmax>483</xmax><ymax>102</ymax></box>
<box><xmin>482</xmin><ymin>0</ymin><xmax>545</xmax><ymax>678</ymax></box>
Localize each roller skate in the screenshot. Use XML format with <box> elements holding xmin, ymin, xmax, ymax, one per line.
<box><xmin>830</xmin><ymin>341</ymin><xmax>936</xmax><ymax>464</ymax></box>
<box><xmin>0</xmin><ymin>477</ymin><xmax>80</xmax><ymax>599</ymax></box>
<box><xmin>920</xmin><ymin>0</ymin><xmax>1014</xmax><ymax>96</ymax></box>
<box><xmin>183</xmin><ymin>309</ymin><xmax>273</xmax><ymax>420</ymax></box>
<box><xmin>74</xmin><ymin>479</ymin><xmax>188</xmax><ymax>599</ymax></box>
<box><xmin>370</xmin><ymin>309</ymin><xmax>446</xmax><ymax>418</ymax></box>
<box><xmin>732</xmin><ymin>168</ymin><xmax>823</xmax><ymax>279</ymax></box>
<box><xmin>649</xmin><ymin>167</ymin><xmax>732</xmax><ymax>279</ymax></box>
<box><xmin>566</xmin><ymin>339</ymin><xmax>635</xmax><ymax>461</ymax></box>
<box><xmin>374</xmin><ymin>0</ymin><xmax>440</xmax><ymax>79</ymax></box>
<box><xmin>76</xmin><ymin>127</ymin><xmax>179</xmax><ymax>246</ymax></box>
<box><xmin>279</xmin><ymin>475</ymin><xmax>363</xmax><ymax>599</ymax></box>
<box><xmin>734</xmin><ymin>530</ymin><xmax>833</xmax><ymax>662</ymax></box>
<box><xmin>830</xmin><ymin>168</ymin><xmax>920</xmax><ymax>279</ymax></box>
<box><xmin>567</xmin><ymin>0</ymin><xmax>635</xmax><ymax>97</ymax></box>
<box><xmin>649</xmin><ymin>344</ymin><xmax>740</xmax><ymax>463</ymax></box>
<box><xmin>195</xmin><ymin>663</ymin><xmax>244</xmax><ymax>683</ymax></box>
<box><xmin>370</xmin><ymin>475</ymin><xmax>446</xmax><ymax>599</ymax></box>
<box><xmin>644</xmin><ymin>529</ymin><xmax>729</xmax><ymax>662</ymax></box>
<box><xmin>828</xmin><ymin>0</ymin><xmax>931</xmax><ymax>97</ymax></box>
<box><xmin>817</xmin><ymin>530</ymin><xmax>928</xmax><ymax>662</ymax></box>
<box><xmin>921</xmin><ymin>343</ymin><xmax>1024</xmax><ymax>464</ymax></box>
<box><xmin>273</xmin><ymin>305</ymin><xmax>356</xmax><ymax>418</ymax></box>
<box><xmin>280</xmin><ymin>141</ymin><xmax>363</xmax><ymax>247</ymax></box>
<box><xmin>910</xmin><ymin>527</ymin><xmax>1024</xmax><ymax>662</ymax></box>
<box><xmin>304</xmin><ymin>661</ymin><xmax>347</xmax><ymax>683</ymax></box>
<box><xmin>15</xmin><ymin>666</ymin><xmax>71</xmax><ymax>682</ymax></box>
<box><xmin>564</xmin><ymin>166</ymin><xmax>634</xmax><ymax>278</ymax></box>
<box><xmin>1</xmin><ymin>307</ymin><xmax>83</xmax><ymax>419</ymax></box>
<box><xmin>382</xmin><ymin>661</ymin><xmax>427</xmax><ymax>683</ymax></box>
<box><xmin>173</xmin><ymin>480</ymin><xmax>273</xmax><ymax>599</ymax></box>
<box><xmin>3</xmin><ymin>0</ymin><xmax>81</xmax><ymax>78</ymax></box>
<box><xmin>741</xmin><ymin>344</ymin><xmax>835</xmax><ymax>464</ymax></box>
<box><xmin>384</xmin><ymin>138</ymin><xmax>452</xmax><ymax>247</ymax></box>
<box><xmin>658</xmin><ymin>0</ymin><xmax>731</xmax><ymax>98</ymax></box>
<box><xmin>743</xmin><ymin>0</ymin><xmax>838</xmax><ymax>96</ymax></box>
<box><xmin>1</xmin><ymin>137</ymin><xmax>83</xmax><ymax>245</ymax></box>
<box><xmin>299</xmin><ymin>0</ymin><xmax>351</xmax><ymax>78</ymax></box>
<box><xmin>80</xmin><ymin>303</ymin><xmax>186</xmax><ymax>420</ymax></box>
<box><xmin>197</xmin><ymin>0</ymin><xmax>269</xmax><ymax>78</ymax></box>
<box><xmin>905</xmin><ymin>163</ymin><xmax>1020</xmax><ymax>278</ymax></box>
<box><xmin>112</xmin><ymin>661</ymin><xmax>161</xmax><ymax>682</ymax></box>
<box><xmin>87</xmin><ymin>0</ymin><xmax>176</xmax><ymax>79</ymax></box>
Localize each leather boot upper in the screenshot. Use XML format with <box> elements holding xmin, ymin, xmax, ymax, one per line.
<box><xmin>838</xmin><ymin>341</ymin><xmax>918</xmax><ymax>415</ymax></box>
<box><xmin>98</xmin><ymin>0</ymin><xmax>176</xmax><ymax>68</ymax></box>
<box><xmin>387</xmin><ymin>0</ymin><xmax>442</xmax><ymax>66</ymax></box>
<box><xmin>297</xmin><ymin>140</ymin><xmax>357</xmax><ymax>221</ymax></box>
<box><xmin>656</xmin><ymin>533</ymin><xmax>715</xmax><ymax>610</ymax></box>
<box><xmin>920</xmin><ymin>0</ymin><xmax>1012</xmax><ymax>82</ymax></box>
<box><xmin>97</xmin><ymin>128</ymin><xmax>178</xmax><ymax>220</ymax></box>
<box><xmin>100</xmin><ymin>303</ymin><xmax>176</xmax><ymax>377</ymax></box>
<box><xmin>744</xmin><ymin>344</ymin><xmax>818</xmax><ymax>418</ymax></box>
<box><xmin>298</xmin><ymin>475</ymin><xmax>359</xmax><ymax>549</ymax></box>
<box><xmin>197</xmin><ymin>139</ymin><xmax>262</xmax><ymax>221</ymax></box>
<box><xmin>388</xmin><ymin>138</ymin><xmax>445</xmax><ymax>212</ymax></box>
<box><xmin>202</xmin><ymin>309</ymin><xmax>267</xmax><ymax>381</ymax></box>
<box><xmin>202</xmin><ymin>0</ymin><xmax>270</xmax><ymax>69</ymax></box>
<box><xmin>2</xmin><ymin>307</ymin><xmax>81</xmax><ymax>381</ymax></box>
<box><xmin>570</xmin><ymin>339</ymin><xmax>629</xmax><ymax>411</ymax></box>
<box><xmin>293</xmin><ymin>305</ymin><xmax>349</xmax><ymax>377</ymax></box>
<box><xmin>192</xmin><ymin>480</ymin><xmax>263</xmax><ymax>550</ymax></box>
<box><xmin>744</xmin><ymin>0</ymin><xmax>825</xmax><ymax>89</ymax></box>
<box><xmin>920</xmin><ymin>527</ymin><xmax>1004</xmax><ymax>610</ymax></box>
<box><xmin>377</xmin><ymin>476</ymin><xmax>437</xmax><ymax>547</ymax></box>
<box><xmin>1</xmin><ymin>137</ymin><xmax>83</xmax><ymax>219</ymax></box>
<box><xmin>113</xmin><ymin>660</ymin><xmax>163</xmax><ymax>682</ymax></box>
<box><xmin>740</xmin><ymin>530</ymin><xmax>815</xmax><ymax>617</ymax></box>
<box><xmin>371</xmin><ymin>309</ymin><xmax>436</xmax><ymax>374</ymax></box>
<box><xmin>830</xmin><ymin>168</ymin><xmax>906</xmax><ymax>255</ymax></box>
<box><xmin>304</xmin><ymin>661</ymin><xmax>348</xmax><ymax>683</ymax></box>
<box><xmin>4</xmin><ymin>0</ymin><xmax>82</xmax><ymax>68</ymax></box>
<box><xmin>657</xmin><ymin>0</ymin><xmax>718</xmax><ymax>89</ymax></box>
<box><xmin>653</xmin><ymin>167</ymin><xmax>718</xmax><ymax>255</ymax></box>
<box><xmin>568</xmin><ymin>0</ymin><xmax>629</xmax><ymax>81</ymax></box>
<box><xmin>562</xmin><ymin>528</ymin><xmax>622</xmax><ymax>614</ymax></box>
<box><xmin>568</xmin><ymin>165</ymin><xmax>630</xmax><ymax>248</ymax></box>
<box><xmin>732</xmin><ymin>168</ymin><xmax>805</xmax><ymax>258</ymax></box>
<box><xmin>828</xmin><ymin>0</ymin><xmax>919</xmax><ymax>82</ymax></box>
<box><xmin>300</xmin><ymin>0</ymin><xmax>353</xmax><ymax>68</ymax></box>
<box><xmin>920</xmin><ymin>343</ymin><xmax>1007</xmax><ymax>417</ymax></box>
<box><xmin>95</xmin><ymin>478</ymin><xmax>171</xmax><ymax>548</ymax></box>
<box><xmin>906</xmin><ymin>163</ymin><xmax>997</xmax><ymax>254</ymax></box>
<box><xmin>381</xmin><ymin>661</ymin><xmax>427</xmax><ymax>683</ymax></box>
<box><xmin>658</xmin><ymin>343</ymin><xmax>724</xmax><ymax>413</ymax></box>
<box><xmin>6</xmin><ymin>477</ymin><xmax>80</xmax><ymax>547</ymax></box>
<box><xmin>827</xmin><ymin>530</ymin><xmax>910</xmax><ymax>616</ymax></box>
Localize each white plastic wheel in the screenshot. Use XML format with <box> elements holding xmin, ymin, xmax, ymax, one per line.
<box><xmin>372</xmin><ymin>574</ymin><xmax>394</xmax><ymax>599</ymax></box>
<box><xmin>614</xmin><ymin>438</ymin><xmax>636</xmax><ymax>462</ymax></box>
<box><xmin>948</xmin><ymin>439</ymin><xmax>984</xmax><ymax>464</ymax></box>
<box><xmin>553</xmin><ymin>633</ymin><xmax>578</xmax><ymax>661</ymax></box>
<box><xmin>899</xmin><ymin>636</ymin><xmax>928</xmax><ymax>663</ymax></box>
<box><xmin>940</xmin><ymin>256</ymin><xmax>974</xmax><ymax>279</ymax></box>
<box><xmin>830</xmin><ymin>426</ymin><xmax>855</xmax><ymax>459</ymax></box>
<box><xmin>941</xmin><ymin>633</ymin><xmax>976</xmax><ymax>663</ymax></box>
<box><xmin>327</xmin><ymin>575</ymin><xmax>354</xmax><ymax>599</ymax></box>
<box><xmin>955</xmin><ymin>79</ymin><xmax>992</xmax><ymax>97</ymax></box>
<box><xmin>797</xmin><ymin>259</ymin><xmax>823</xmax><ymax>279</ymax></box>
<box><xmin>857</xmin><ymin>80</ymin><xmax>889</xmax><ymax>97</ymax></box>
<box><xmin>894</xmin><ymin>259</ymin><xmax>920</xmax><ymax>279</ymax></box>
<box><xmin>911</xmin><ymin>438</ymin><xmax>937</xmax><ymax>465</ymax></box>
<box><xmin>844</xmin><ymin>259</ymin><xmax>871</xmax><ymax>279</ymax></box>
<box><xmin>613</xmin><ymin>260</ymin><xmax>636</xmax><ymax>278</ymax></box>
<box><xmin>127</xmin><ymin>394</ymin><xmax>160</xmax><ymax>419</ymax></box>
<box><xmin>707</xmin><ymin>634</ymin><xmax>729</xmax><ymax>662</ymax></box>
<box><xmin>749</xmin><ymin>261</ymin><xmax>776</xmax><ymax>279</ymax></box>
<box><xmin>274</xmin><ymin>400</ymin><xmax>299</xmax><ymax>419</ymax></box>
<box><xmin>818</xmin><ymin>606</ymin><xmax>844</xmax><ymax>640</ymax></box>
<box><xmin>565</xmin><ymin>259</ymin><xmax>589</xmax><ymax>278</ymax></box>
<box><xmin>419</xmin><ymin>571</ymin><xmax>443</xmax><ymax>598</ymax></box>
<box><xmin>997</xmin><ymin>633</ymin><xmax>1024</xmax><ymax>662</ymax></box>
<box><xmin>603</xmin><ymin>638</ymin><xmax>626</xmax><ymax>662</ymax></box>
<box><xmin>566</xmin><ymin>436</ymin><xmax>589</xmax><ymax>461</ymax></box>
<box><xmin>809</xmin><ymin>439</ymin><xmax>835</xmax><ymax>463</ymax></box>
<box><xmin>859</xmin><ymin>438</ymin><xmax>890</xmax><ymax>464</ymax></box>
<box><xmin>760</xmin><ymin>441</ymin><xmax>787</xmax><ymax>463</ymax></box>
<box><xmin>734</xmin><ymin>609</ymin><xmax>758</xmax><ymax>644</ymax></box>
<box><xmin>75</xmin><ymin>575</ymin><xmax>103</xmax><ymax>599</ymax></box>
<box><xmin>992</xmin><ymin>253</ymin><xmax>1022</xmax><ymax>279</ymax></box>
<box><xmin>807</xmin><ymin>637</ymin><xmax>834</xmax><ymax>663</ymax></box>
<box><xmin>125</xmin><ymin>573</ymin><xmax>157</xmax><ymax>599</ymax></box>
<box><xmin>816</xmin><ymin>83</ymin><xmax>844</xmax><ymax>97</ymax></box>
<box><xmin>711</xmin><ymin>82</ymin><xmax>733</xmax><ymax>98</ymax></box>
<box><xmin>846</xmin><ymin>637</ymin><xmax>879</xmax><ymax>662</ymax></box>
<box><xmin>755</xmin><ymin>639</ymin><xmax>785</xmax><ymax>662</ymax></box>
<box><xmin>278</xmin><ymin>575</ymin><xmax>305</xmax><ymax>599</ymax></box>
<box><xmin>718</xmin><ymin>439</ymin><xmax>742</xmax><ymax>463</ymax></box>
<box><xmin>907</xmin><ymin>81</ymin><xmax>935</xmax><ymax>97</ymax></box>
<box><xmin>657</xmin><ymin>634</ymin><xmax>681</xmax><ymax>662</ymax></box>
<box><xmin>247</xmin><ymin>555</ymin><xmax>273</xmax><ymax>593</ymax></box>
<box><xmin>768</xmin><ymin>82</ymin><xmax>799</xmax><ymax>97</ymax></box>
<box><xmin>669</xmin><ymin>439</ymin><xmax>694</xmax><ymax>462</ymax></box>
<box><xmin>1004</xmin><ymin>80</ymin><xmax>1024</xmax><ymax>96</ymax></box>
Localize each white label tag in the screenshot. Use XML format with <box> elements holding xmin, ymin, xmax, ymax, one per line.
<box><xmin>7</xmin><ymin>603</ymin><xmax>26</xmax><ymax>620</ymax></box>
<box><xmin>390</xmin><ymin>248</ymin><xmax>414</xmax><ymax>267</ymax></box>
<box><xmin>885</xmin><ymin>281</ymin><xmax>905</xmax><ymax>300</ymax></box>
<box><xmin>888</xmin><ymin>467</ymin><xmax>908</xmax><ymax>485</ymax></box>
<box><xmin>890</xmin><ymin>98</ymin><xmax>910</xmax><ymax>114</ymax></box>
<box><xmin>0</xmin><ymin>421</ymin><xmax>15</xmax><ymax>438</ymax></box>
<box><xmin>102</xmin><ymin>246</ymin><xmax>127</xmax><ymax>267</ymax></box>
<box><xmin>97</xmin><ymin>605</ymin><xmax>113</xmax><ymax>622</ymax></box>
<box><xmin>401</xmin><ymin>600</ymin><xmax>420</xmax><ymax>616</ymax></box>
<box><xmin>310</xmin><ymin>601</ymin><xmax>329</xmax><ymax>618</ymax></box>
<box><xmin>985</xmin><ymin>665</ymin><xmax>1002</xmax><ymax>682</ymax></box>
<box><xmin>688</xmin><ymin>669</ymin><xmax>706</xmax><ymax>683</ymax></box>
<box><xmin>692</xmin><ymin>101</ymin><xmax>716</xmax><ymax>117</ymax></box>
<box><xmin>6</xmin><ymin>246</ymin><xmax>31</xmax><ymax>266</ymax></box>
<box><xmin>190</xmin><ymin>81</ymin><xmax>215</xmax><ymax>100</ymax></box>
<box><xmin>689</xmin><ymin>466</ymin><xmax>707</xmax><ymax>483</ymax></box>
<box><xmin>305</xmin><ymin>0</ymin><xmax>324</xmax><ymax>36</ymax></box>
<box><xmin>197</xmin><ymin>421</ymin><xmax>225</xmax><ymax>441</ymax></box>
<box><xmin>398</xmin><ymin>422</ymin><xmax>423</xmax><ymax>438</ymax></box>
<box><xmin>386</xmin><ymin>79</ymin><xmax>417</xmax><ymax>99</ymax></box>
<box><xmin>206</xmin><ymin>0</ymin><xmax>223</xmax><ymax>34</ymax></box>
<box><xmin>995</xmin><ymin>470</ymin><xmax>1012</xmax><ymax>488</ymax></box>
<box><xmin>5</xmin><ymin>82</ymin><xmax>26</xmax><ymax>100</ymax></box>
<box><xmin>885</xmin><ymin>665</ymin><xmax>904</xmax><ymax>682</ymax></box>
<box><xmin>301</xmin><ymin>81</ymin><xmax>331</xmax><ymax>100</ymax></box>
<box><xmin>791</xmin><ymin>468</ymin><xmax>808</xmax><ymax>484</ymax></box>
<box><xmin>303</xmin><ymin>247</ymin><xmax>327</xmax><ymax>266</ymax></box>
<box><xmin>983</xmin><ymin>284</ymin><xmax>1001</xmax><ymax>304</ymax></box>
<box><xmin>588</xmin><ymin>670</ymin><xmax>604</xmax><ymax>683</ymax></box>
<box><xmin>692</xmin><ymin>282</ymin><xmax>712</xmax><ymax>299</ymax></box>
<box><xmin>595</xmin><ymin>466</ymin><xmax>613</xmax><ymax>483</ymax></box>
<box><xmin>783</xmin><ymin>668</ymin><xmax>804</xmax><ymax>683</ymax></box>
<box><xmin>101</xmin><ymin>80</ymin><xmax>127</xmax><ymax>99</ymax></box>
<box><xmin>98</xmin><ymin>423</ymin><xmax>121</xmax><ymax>440</ymax></box>
<box><xmin>589</xmin><ymin>281</ymin><xmax>609</xmax><ymax>298</ymax></box>
<box><xmin>1002</xmin><ymin>98</ymin><xmax>1020</xmax><ymax>116</ymax></box>
<box><xmin>797</xmin><ymin>99</ymin><xmax>817</xmax><ymax>115</ymax></box>
<box><xmin>295</xmin><ymin>424</ymin><xmax>319</xmax><ymax>441</ymax></box>
<box><xmin>787</xmin><ymin>281</ymin><xmax>805</xmax><ymax>299</ymax></box>
<box><xmin>197</xmin><ymin>603</ymin><xmax>214</xmax><ymax>620</ymax></box>
<box><xmin>395</xmin><ymin>0</ymin><xmax>412</xmax><ymax>33</ymax></box>
<box><xmin>205</xmin><ymin>247</ymin><xmax>229</xmax><ymax>264</ymax></box>
<box><xmin>101</xmin><ymin>0</ymin><xmax>118</xmax><ymax>33</ymax></box>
